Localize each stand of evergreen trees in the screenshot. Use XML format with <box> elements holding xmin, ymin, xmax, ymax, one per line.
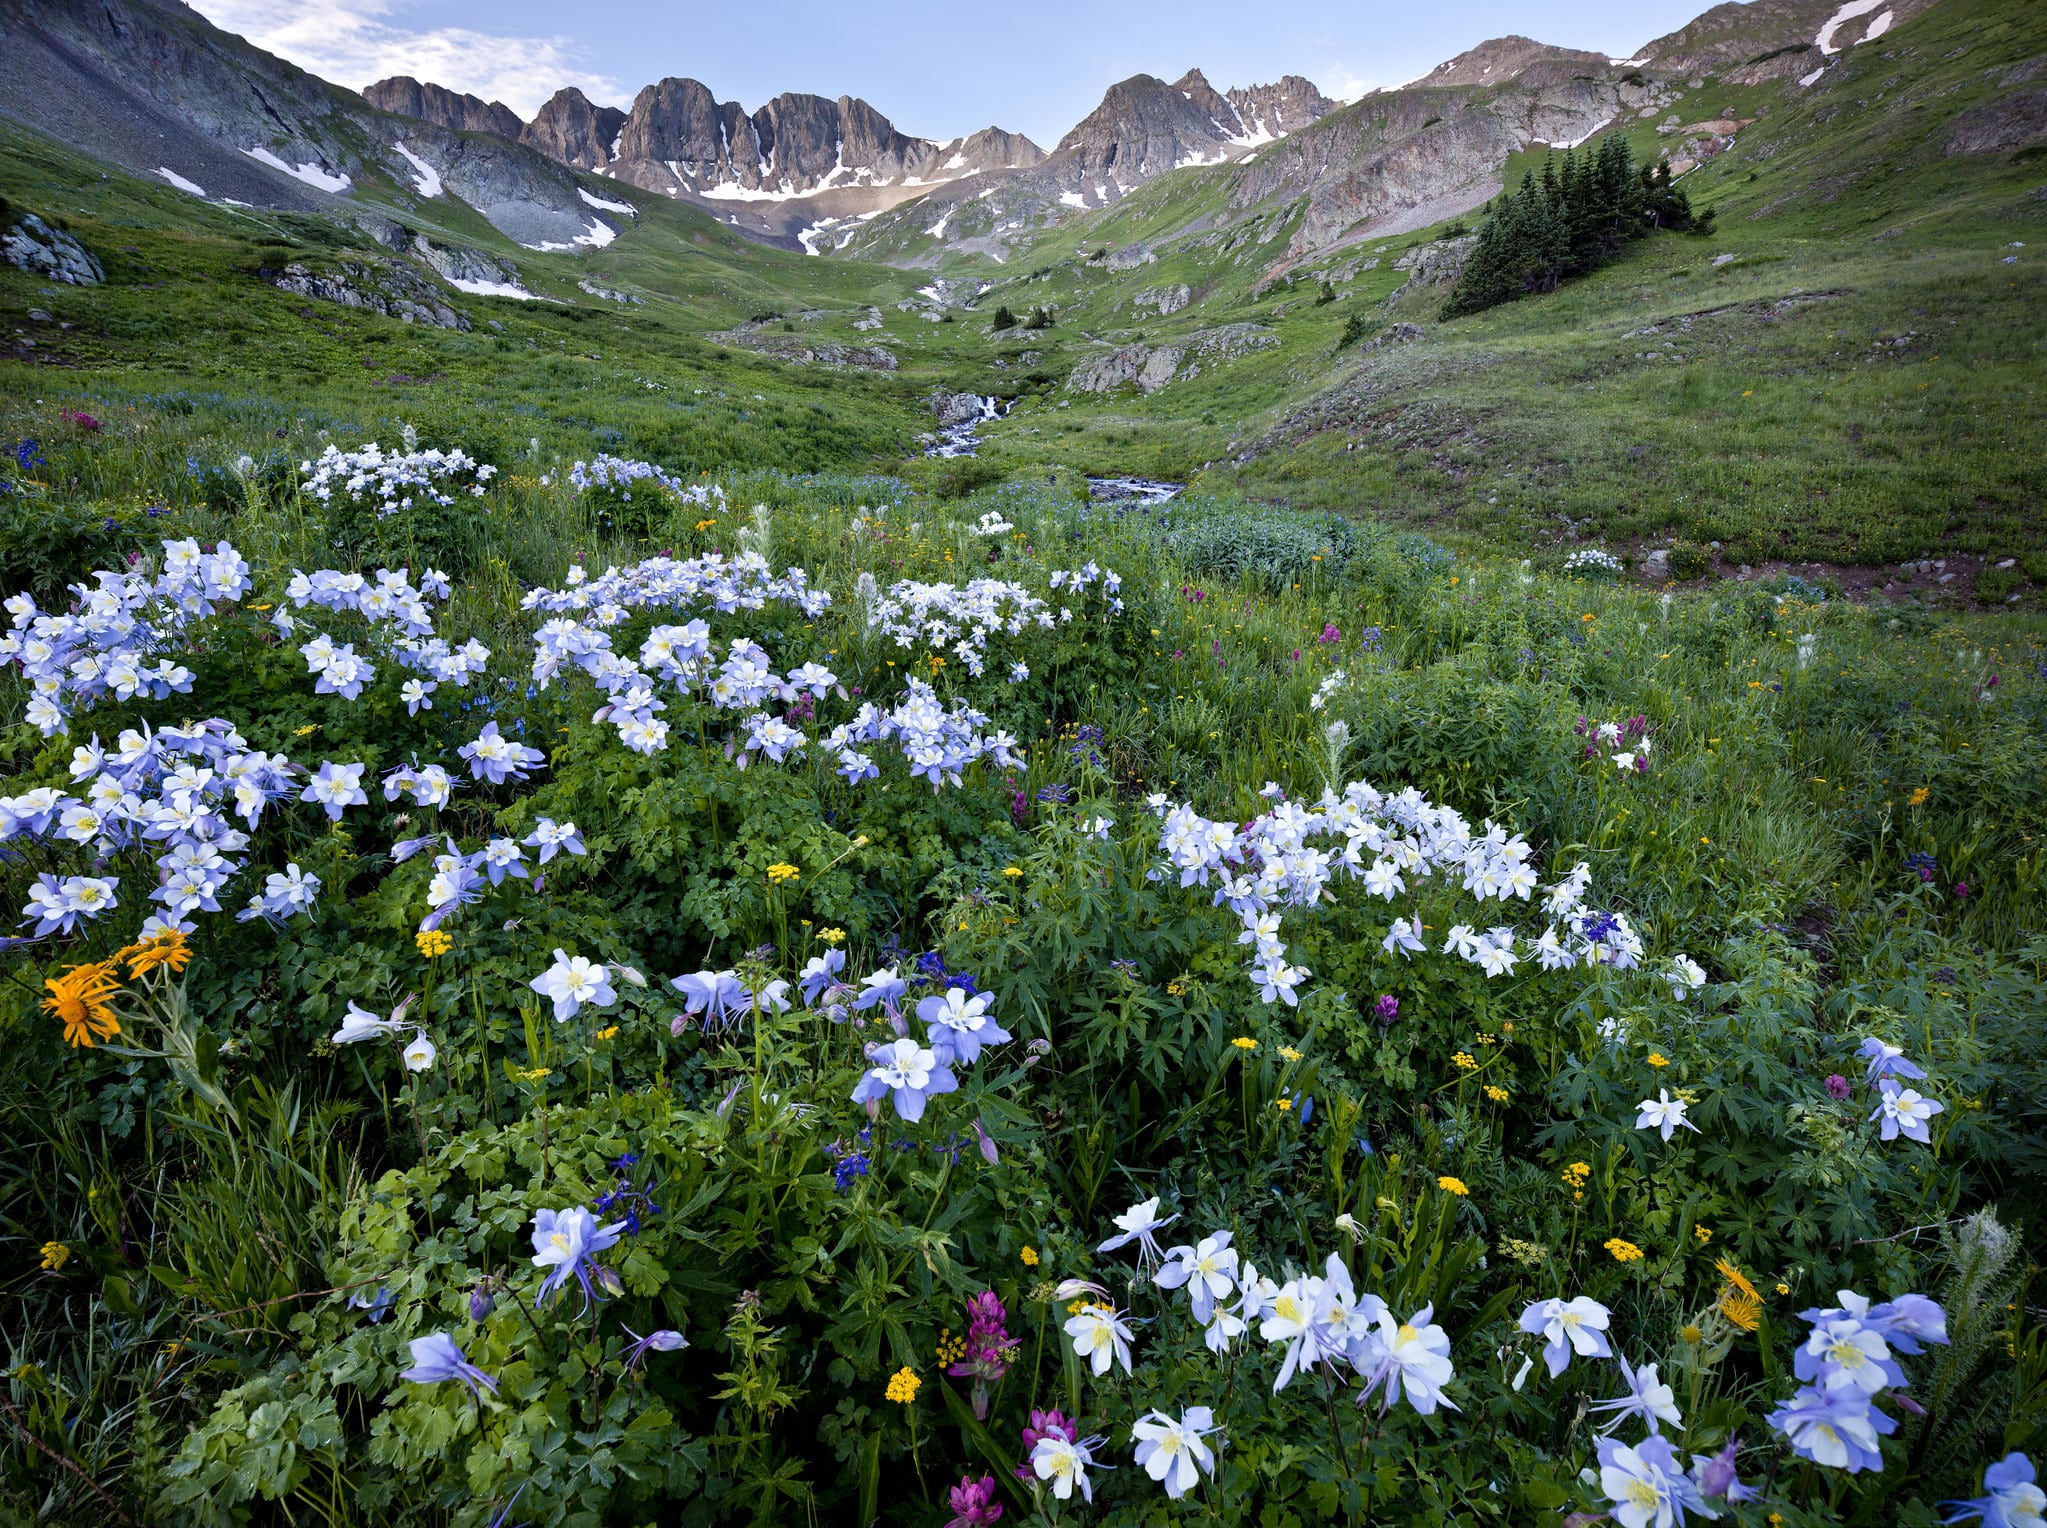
<box><xmin>1442</xmin><ymin>138</ymin><xmax>1716</xmax><ymax>319</ymax></box>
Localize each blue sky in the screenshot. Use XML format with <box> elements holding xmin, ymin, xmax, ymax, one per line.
<box><xmin>193</xmin><ymin>1</ymin><xmax>1738</xmax><ymax>145</ymax></box>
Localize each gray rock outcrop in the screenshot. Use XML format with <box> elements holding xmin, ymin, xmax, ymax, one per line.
<box><xmin>269</xmin><ymin>259</ymin><xmax>469</xmax><ymax>328</ymax></box>
<box><xmin>1067</xmin><ymin>323</ymin><xmax>1278</xmax><ymax>394</ymax></box>
<box><xmin>2</xmin><ymin>215</ymin><xmax>102</xmax><ymax>284</ymax></box>
<box><xmin>363</xmin><ymin>77</ymin><xmax>524</xmax><ymax>140</ymax></box>
<box><xmin>1132</xmin><ymin>284</ymin><xmax>1192</xmax><ymax>315</ymax></box>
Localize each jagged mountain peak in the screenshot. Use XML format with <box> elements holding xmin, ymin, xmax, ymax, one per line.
<box><xmin>1411</xmin><ymin>35</ymin><xmax>1614</xmax><ymax>88</ymax></box>
<box><xmin>363</xmin><ymin>77</ymin><xmax>524</xmax><ymax>142</ymax></box>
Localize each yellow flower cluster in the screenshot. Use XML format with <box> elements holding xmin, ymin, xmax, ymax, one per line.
<box><xmin>884</xmin><ymin>1366</ymin><xmax>921</xmax><ymax>1404</ymax></box>
<box><xmin>1020</xmin><ymin>1246</ymin><xmax>1039</xmax><ymax>1267</ymax></box>
<box><xmin>596</xmin><ymin>1025</ymin><xmax>619</xmax><ymax>1042</ymax></box>
<box><xmin>1605</xmin><ymin>1238</ymin><xmax>1645</xmax><ymax>1263</ymax></box>
<box><xmin>1484</xmin><ymin>1085</ymin><xmax>1511</xmax><ymax>1103</ymax></box>
<box><xmin>1647</xmin><ymin>1052</ymin><xmax>1670</xmax><ymax>1068</ymax></box>
<box><xmin>1165</xmin><ymin>976</ymin><xmax>1189</xmax><ymax>996</ymax></box>
<box><xmin>1561</xmin><ymin>1161</ymin><xmax>1591</xmax><ymax>1189</ymax></box>
<box><xmin>1451</xmin><ymin>1051</ymin><xmax>1478</xmax><ymax>1072</ymax></box>
<box><xmin>819</xmin><ymin>928</ymin><xmax>846</xmax><ymax>946</ymax></box>
<box><xmin>1909</xmin><ymin>786</ymin><xmax>1930</xmax><ymax>806</ymax></box>
<box><xmin>1002</xmin><ymin>866</ymin><xmax>1024</xmax><ymax>878</ymax></box>
<box><xmin>935</xmin><ymin>1329</ymin><xmax>967</xmax><ymax>1366</ymax></box>
<box><xmin>416</xmin><ymin>929</ymin><xmax>452</xmax><ymax>958</ymax></box>
<box><xmin>766</xmin><ymin>862</ymin><xmax>801</xmax><ymax>884</ymax></box>
<box><xmin>1717</xmin><ymin>1258</ymin><xmax>1764</xmax><ymax>1331</ymax></box>
<box><xmin>1694</xmin><ymin>1225</ymin><xmax>1713</xmax><ymax>1244</ymax></box>
<box><xmin>1437</xmin><ymin>1176</ymin><xmax>1469</xmax><ymax>1197</ymax></box>
<box><xmin>39</xmin><ymin>1242</ymin><xmax>71</xmax><ymax>1271</ymax></box>
<box><xmin>1231</xmin><ymin>1037</ymin><xmax>1257</xmax><ymax>1051</ymax></box>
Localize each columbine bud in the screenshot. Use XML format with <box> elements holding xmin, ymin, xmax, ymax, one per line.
<box><xmin>469</xmin><ymin>1281</ymin><xmax>496</xmax><ymax>1322</ymax></box>
<box><xmin>611</xmin><ymin>963</ymin><xmax>647</xmax><ymax>989</ymax></box>
<box><xmin>595</xmin><ymin>1265</ymin><xmax>624</xmax><ymax>1299</ymax></box>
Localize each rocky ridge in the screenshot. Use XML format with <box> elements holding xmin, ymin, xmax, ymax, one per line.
<box><xmin>0</xmin><ymin>0</ymin><xmax>621</xmax><ymax>252</ymax></box>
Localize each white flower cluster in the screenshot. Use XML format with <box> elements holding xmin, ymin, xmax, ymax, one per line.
<box><xmin>822</xmin><ymin>680</ymin><xmax>1025</xmax><ymax>787</ymax></box>
<box><xmin>968</xmin><ymin>510</ymin><xmax>1015</xmax><ymax>537</ymax></box>
<box><xmin>1564</xmin><ymin>547</ymin><xmax>1624</xmax><ymax>577</ymax></box>
<box><xmin>7</xmin><ymin>717</ymin><xmax>321</xmax><ymax>939</ymax></box>
<box><xmin>866</xmin><ymin>563</ymin><xmax>1123</xmax><ymax>679</ymax></box>
<box><xmin>278</xmin><ymin>567</ymin><xmax>489</xmax><ymax>713</ymax></box>
<box><xmin>566</xmin><ymin>455</ymin><xmax>723</xmax><ymax>508</ymax></box>
<box><xmin>1152</xmin><ymin>780</ymin><xmax>1643</xmax><ymax>1005</ymax></box>
<box><xmin>1308</xmin><ymin>670</ymin><xmax>1348</xmax><ymax>711</ymax></box>
<box><xmin>299</xmin><ymin>443</ymin><xmax>496</xmax><ymax>518</ymax></box>
<box><xmin>0</xmin><ymin>539</ymin><xmax>252</xmax><ymax>736</ymax></box>
<box><xmin>520</xmin><ymin>551</ymin><xmax>830</xmax><ymax>622</ymax></box>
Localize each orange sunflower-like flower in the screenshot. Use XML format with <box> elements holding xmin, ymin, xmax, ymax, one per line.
<box><xmin>119</xmin><ymin>930</ymin><xmax>192</xmax><ymax>979</ymax></box>
<box><xmin>42</xmin><ymin>961</ymin><xmax>124</xmax><ymax>1047</ymax></box>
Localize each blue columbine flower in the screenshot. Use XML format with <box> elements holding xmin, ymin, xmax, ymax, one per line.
<box><xmin>347</xmin><ymin>1285</ymin><xmax>395</xmax><ymax>1323</ymax></box>
<box><xmin>399</xmin><ymin>1332</ymin><xmax>498</xmax><ymax>1399</ymax></box>
<box><xmin>851</xmin><ymin>1038</ymin><xmax>956</xmax><ymax>1122</ymax></box>
<box><xmin>1767</xmin><ymin>1383</ymin><xmax>1893</xmax><ymax>1472</ymax></box>
<box><xmin>529</xmin><ymin>1206</ymin><xmax>624</xmax><ymax>1308</ymax></box>
<box><xmin>1940</xmin><ymin>1452</ymin><xmax>2043</xmax><ymax>1528</ymax></box>
<box><xmin>622</xmin><ymin>1326</ymin><xmax>689</xmax><ymax>1371</ymax></box>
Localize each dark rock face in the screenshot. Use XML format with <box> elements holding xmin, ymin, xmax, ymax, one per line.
<box><xmin>1943</xmin><ymin>88</ymin><xmax>2047</xmax><ymax>155</ymax></box>
<box><xmin>364</xmin><ymin>77</ymin><xmax>523</xmax><ymax>140</ymax></box>
<box><xmin>1633</xmin><ymin>0</ymin><xmax>1939</xmax><ymax>73</ymax></box>
<box><xmin>524</xmin><ymin>88</ymin><xmax>628</xmax><ymax>170</ymax></box>
<box><xmin>2</xmin><ymin>215</ymin><xmax>104</xmax><ymax>284</ymax></box>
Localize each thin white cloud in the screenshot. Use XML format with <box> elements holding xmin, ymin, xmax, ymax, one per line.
<box><xmin>1315</xmin><ymin>64</ymin><xmax>1380</xmax><ymax>104</ymax></box>
<box><xmin>187</xmin><ymin>0</ymin><xmax>629</xmax><ymax>118</ymax></box>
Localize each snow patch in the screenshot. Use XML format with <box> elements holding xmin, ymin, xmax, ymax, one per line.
<box><xmin>1859</xmin><ymin>9</ymin><xmax>1894</xmax><ymax>41</ymax></box>
<box><xmin>1815</xmin><ymin>0</ymin><xmax>1889</xmax><ymax>54</ymax></box>
<box><xmin>926</xmin><ymin>211</ymin><xmax>952</xmax><ymax>238</ymax></box>
<box><xmin>392</xmin><ymin>142</ymin><xmax>441</xmax><ymax>198</ymax></box>
<box><xmin>448</xmin><ymin>276</ymin><xmax>540</xmax><ymax>300</ymax></box>
<box><xmin>523</xmin><ymin>219</ymin><xmax>617</xmax><ymax>252</ymax></box>
<box><xmin>700</xmin><ymin>180</ymin><xmax>800</xmax><ymax>202</ymax></box>
<box><xmin>578</xmin><ymin>187</ymin><xmax>636</xmax><ymax>216</ymax></box>
<box><xmin>157</xmin><ymin>167</ymin><xmax>206</xmax><ymax>197</ymax></box>
<box><xmin>942</xmin><ymin>153</ymin><xmax>968</xmax><ymax>170</ymax></box>
<box><xmin>244</xmin><ymin>146</ymin><xmax>351</xmax><ymax>193</ymax></box>
<box><xmin>1059</xmin><ymin>190</ymin><xmax>1087</xmax><ymax>209</ymax></box>
<box><xmin>1799</xmin><ymin>64</ymin><xmax>1828</xmax><ymax>86</ymax></box>
<box><xmin>1546</xmin><ymin>115</ymin><xmax>1616</xmax><ymax>151</ymax></box>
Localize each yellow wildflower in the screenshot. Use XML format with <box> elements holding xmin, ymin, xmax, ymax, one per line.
<box><xmin>120</xmin><ymin>930</ymin><xmax>191</xmax><ymax>978</ymax></box>
<box><xmin>1451</xmin><ymin>1051</ymin><xmax>1478</xmax><ymax>1072</ymax></box>
<box><xmin>39</xmin><ymin>1242</ymin><xmax>71</xmax><ymax>1272</ymax></box>
<box><xmin>1231</xmin><ymin>1037</ymin><xmax>1257</xmax><ymax>1051</ymax></box>
<box><xmin>1647</xmin><ymin>1052</ymin><xmax>1670</xmax><ymax>1068</ymax></box>
<box><xmin>1279</xmin><ymin>1046</ymin><xmax>1303</xmax><ymax>1062</ymax></box>
<box><xmin>1484</xmin><ymin>1085</ymin><xmax>1510</xmax><ymax>1103</ymax></box>
<box><xmin>1276</xmin><ymin>1097</ymin><xmax>1294</xmax><ymax>1111</ymax></box>
<box><xmin>1908</xmin><ymin>786</ymin><xmax>1929</xmax><ymax>806</ymax></box>
<box><xmin>596</xmin><ymin>1025</ymin><xmax>619</xmax><ymax>1042</ymax></box>
<box><xmin>293</xmin><ymin>724</ymin><xmax>318</xmax><ymax>737</ymax></box>
<box><xmin>1680</xmin><ymin>1324</ymin><xmax>1704</xmax><ymax>1344</ymax></box>
<box><xmin>884</xmin><ymin>1367</ymin><xmax>920</xmax><ymax>1404</ymax></box>
<box><xmin>820</xmin><ymin>927</ymin><xmax>846</xmax><ymax>946</ymax></box>
<box><xmin>1562</xmin><ymin>1161</ymin><xmax>1591</xmax><ymax>1187</ymax></box>
<box><xmin>1605</xmin><ymin>1238</ymin><xmax>1645</xmax><ymax>1263</ymax></box>
<box><xmin>42</xmin><ymin>961</ymin><xmax>122</xmax><ymax>1048</ymax></box>
<box><xmin>1694</xmin><ymin>1225</ymin><xmax>1713</xmax><ymax>1244</ymax></box>
<box><xmin>415</xmin><ymin>929</ymin><xmax>452</xmax><ymax>958</ymax></box>
<box><xmin>766</xmin><ymin>862</ymin><xmax>801</xmax><ymax>884</ymax></box>
<box><xmin>1002</xmin><ymin>866</ymin><xmax>1023</xmax><ymax>877</ymax></box>
<box><xmin>1165</xmin><ymin>977</ymin><xmax>1189</xmax><ymax>996</ymax></box>
<box><xmin>1020</xmin><ymin>1246</ymin><xmax>1039</xmax><ymax>1267</ymax></box>
<box><xmin>1437</xmin><ymin>1176</ymin><xmax>1469</xmax><ymax>1197</ymax></box>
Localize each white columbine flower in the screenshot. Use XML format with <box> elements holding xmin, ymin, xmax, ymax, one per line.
<box><xmin>1131</xmin><ymin>1407</ymin><xmax>1218</xmax><ymax>1500</ymax></box>
<box><xmin>402</xmin><ymin>1030</ymin><xmax>437</xmax><ymax>1072</ymax></box>
<box><xmin>1064</xmin><ymin>1304</ymin><xmax>1136</xmax><ymax>1376</ymax></box>
<box><xmin>1635</xmin><ymin>1089</ymin><xmax>1699</xmax><ymax>1143</ymax></box>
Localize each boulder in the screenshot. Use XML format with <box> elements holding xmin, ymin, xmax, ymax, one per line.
<box><xmin>931</xmin><ymin>392</ymin><xmax>990</xmax><ymax>426</ymax></box>
<box><xmin>1066</xmin><ymin>323</ymin><xmax>1276</xmax><ymax>394</ymax></box>
<box><xmin>1105</xmin><ymin>243</ymin><xmax>1157</xmax><ymax>271</ymax></box>
<box><xmin>2</xmin><ymin>214</ymin><xmax>102</xmax><ymax>284</ymax></box>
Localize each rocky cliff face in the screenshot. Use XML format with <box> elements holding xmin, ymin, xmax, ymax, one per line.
<box><xmin>1634</xmin><ymin>0</ymin><xmax>1942</xmax><ymax>74</ymax></box>
<box><xmin>1413</xmin><ymin>36</ymin><xmax>1613</xmax><ymax>88</ymax></box>
<box><xmin>0</xmin><ymin>0</ymin><xmax>618</xmax><ymax>251</ymax></box>
<box><xmin>523</xmin><ymin>88</ymin><xmax>628</xmax><ymax>171</ymax></box>
<box><xmin>1047</xmin><ymin>69</ymin><xmax>1335</xmax><ymax>206</ymax></box>
<box><xmin>363</xmin><ymin>77</ymin><xmax>524</xmax><ymax>141</ymax></box>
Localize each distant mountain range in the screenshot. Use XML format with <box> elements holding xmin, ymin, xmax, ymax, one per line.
<box><xmin>0</xmin><ymin>0</ymin><xmax>1939</xmax><ymax>263</ymax></box>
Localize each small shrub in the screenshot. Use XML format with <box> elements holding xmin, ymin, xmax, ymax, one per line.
<box><xmin>1667</xmin><ymin>538</ymin><xmax>1713</xmax><ymax>580</ymax></box>
<box><xmin>1975</xmin><ymin>563</ymin><xmax>2023</xmax><ymax>602</ymax></box>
